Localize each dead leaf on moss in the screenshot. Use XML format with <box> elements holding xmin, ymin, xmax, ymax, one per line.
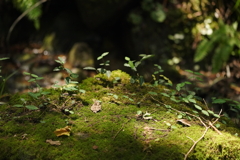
<box><xmin>177</xmin><ymin>119</ymin><xmax>191</xmax><ymax>127</ymax></box>
<box><xmin>21</xmin><ymin>133</ymin><xmax>28</xmax><ymax>140</ymax></box>
<box><xmin>91</xmin><ymin>99</ymin><xmax>101</xmax><ymax>113</ymax></box>
<box><xmin>54</xmin><ymin>126</ymin><xmax>71</xmax><ymax>137</ymax></box>
<box><xmin>92</xmin><ymin>145</ymin><xmax>98</xmax><ymax>150</ymax></box>
<box><xmin>46</xmin><ymin>139</ymin><xmax>61</xmax><ymax>146</ymax></box>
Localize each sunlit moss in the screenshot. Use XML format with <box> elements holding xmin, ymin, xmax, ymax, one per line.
<box><xmin>0</xmin><ymin>70</ymin><xmax>240</xmax><ymax>159</ymax></box>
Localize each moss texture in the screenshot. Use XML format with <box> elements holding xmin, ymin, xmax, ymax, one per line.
<box><xmin>0</xmin><ymin>70</ymin><xmax>240</xmax><ymax>160</ymax></box>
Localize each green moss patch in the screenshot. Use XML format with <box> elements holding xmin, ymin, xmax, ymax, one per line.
<box><xmin>0</xmin><ymin>70</ymin><xmax>240</xmax><ymax>160</ymax></box>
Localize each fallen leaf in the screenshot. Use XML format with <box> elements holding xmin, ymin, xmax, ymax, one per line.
<box><xmin>92</xmin><ymin>145</ymin><xmax>98</xmax><ymax>150</ymax></box>
<box><xmin>46</xmin><ymin>139</ymin><xmax>61</xmax><ymax>146</ymax></box>
<box><xmin>54</xmin><ymin>126</ymin><xmax>71</xmax><ymax>137</ymax></box>
<box><xmin>177</xmin><ymin>119</ymin><xmax>191</xmax><ymax>127</ymax></box>
<box><xmin>91</xmin><ymin>99</ymin><xmax>101</xmax><ymax>113</ymax></box>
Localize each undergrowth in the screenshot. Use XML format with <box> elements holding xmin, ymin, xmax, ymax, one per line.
<box><xmin>0</xmin><ymin>52</ymin><xmax>240</xmax><ymax>160</ymax></box>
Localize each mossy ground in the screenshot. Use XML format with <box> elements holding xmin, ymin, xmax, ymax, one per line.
<box><xmin>0</xmin><ymin>70</ymin><xmax>240</xmax><ymax>160</ymax></box>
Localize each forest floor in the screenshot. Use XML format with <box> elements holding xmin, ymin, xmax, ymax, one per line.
<box><xmin>0</xmin><ymin>70</ymin><xmax>240</xmax><ymax>160</ymax></box>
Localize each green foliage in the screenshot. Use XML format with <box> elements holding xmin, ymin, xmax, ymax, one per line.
<box><xmin>194</xmin><ymin>21</ymin><xmax>240</xmax><ymax>72</ymax></box>
<box><xmin>84</xmin><ymin>52</ymin><xmax>111</xmax><ymax>78</ymax></box>
<box><xmin>141</xmin><ymin>0</ymin><xmax>166</xmax><ymax>23</ymax></box>
<box><xmin>124</xmin><ymin>54</ymin><xmax>154</xmax><ymax>86</ymax></box>
<box><xmin>0</xmin><ymin>57</ymin><xmax>18</xmax><ymax>95</ymax></box>
<box><xmin>212</xmin><ymin>97</ymin><xmax>240</xmax><ymax>118</ymax></box>
<box><xmin>11</xmin><ymin>0</ymin><xmax>43</xmax><ymax>29</ymax></box>
<box><xmin>13</xmin><ymin>97</ymin><xmax>39</xmax><ymax>110</ymax></box>
<box><xmin>53</xmin><ymin>57</ymin><xmax>81</xmax><ymax>92</ymax></box>
<box><xmin>23</xmin><ymin>72</ymin><xmax>44</xmax><ymax>91</ymax></box>
<box><xmin>0</xmin><ymin>57</ymin><xmax>9</xmax><ymax>95</ymax></box>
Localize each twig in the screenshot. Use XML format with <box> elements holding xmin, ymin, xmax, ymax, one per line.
<box><xmin>150</xmin><ymin>96</ymin><xmax>223</xmax><ymax>159</ymax></box>
<box><xmin>208</xmin><ymin>109</ymin><xmax>222</xmax><ymax>135</ymax></box>
<box><xmin>184</xmin><ymin>126</ymin><xmax>209</xmax><ymax>160</ymax></box>
<box><xmin>7</xmin><ymin>0</ymin><xmax>48</xmax><ymax>43</ymax></box>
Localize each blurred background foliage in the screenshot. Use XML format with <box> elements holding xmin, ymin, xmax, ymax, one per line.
<box><xmin>1</xmin><ymin>0</ymin><xmax>240</xmax><ymax>95</ymax></box>
<box><xmin>10</xmin><ymin>0</ymin><xmax>43</xmax><ymax>29</ymax></box>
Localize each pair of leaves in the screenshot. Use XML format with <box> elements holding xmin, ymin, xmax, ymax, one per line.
<box><xmin>124</xmin><ymin>54</ymin><xmax>154</xmax><ymax>71</ymax></box>
<box><xmin>13</xmin><ymin>104</ymin><xmax>38</xmax><ymax>110</ymax></box>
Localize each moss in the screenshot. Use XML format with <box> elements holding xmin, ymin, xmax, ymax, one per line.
<box><xmin>0</xmin><ymin>70</ymin><xmax>240</xmax><ymax>160</ymax></box>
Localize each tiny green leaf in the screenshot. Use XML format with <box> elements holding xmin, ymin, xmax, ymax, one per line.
<box><xmin>125</xmin><ymin>57</ymin><xmax>130</xmax><ymax>61</ymax></box>
<box><xmin>101</xmin><ymin>52</ymin><xmax>109</xmax><ymax>57</ymax></box>
<box><xmin>83</xmin><ymin>67</ymin><xmax>96</xmax><ymax>70</ymax></box>
<box><xmin>30</xmin><ymin>74</ymin><xmax>38</xmax><ymax>78</ymax></box>
<box><xmin>212</xmin><ymin>98</ymin><xmax>226</xmax><ymax>104</ymax></box>
<box><xmin>58</xmin><ymin>57</ymin><xmax>66</xmax><ymax>63</ymax></box>
<box><xmin>148</xmin><ymin>91</ymin><xmax>158</xmax><ymax>95</ymax></box>
<box><xmin>65</xmin><ymin>68</ymin><xmax>72</xmax><ymax>74</ymax></box>
<box><xmin>177</xmin><ymin>115</ymin><xmax>183</xmax><ymax>119</ymax></box>
<box><xmin>213</xmin><ymin>114</ymin><xmax>220</xmax><ymax>118</ymax></box>
<box><xmin>161</xmin><ymin>93</ymin><xmax>170</xmax><ymax>97</ymax></box>
<box><xmin>201</xmin><ymin>110</ymin><xmax>209</xmax><ymax>116</ymax></box>
<box><xmin>215</xmin><ymin>123</ymin><xmax>221</xmax><ymax>128</ymax></box>
<box><xmin>23</xmin><ymin>72</ymin><xmax>31</xmax><ymax>75</ymax></box>
<box><xmin>194</xmin><ymin>104</ymin><xmax>202</xmax><ymax>110</ymax></box>
<box><xmin>0</xmin><ymin>57</ymin><xmax>9</xmax><ymax>61</ymax></box>
<box><xmin>207</xmin><ymin>110</ymin><xmax>214</xmax><ymax>115</ymax></box>
<box><xmin>13</xmin><ymin>104</ymin><xmax>24</xmax><ymax>107</ymax></box>
<box><xmin>26</xmin><ymin>105</ymin><xmax>39</xmax><ymax>110</ymax></box>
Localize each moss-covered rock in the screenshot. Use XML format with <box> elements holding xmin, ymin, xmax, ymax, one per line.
<box><xmin>0</xmin><ymin>70</ymin><xmax>240</xmax><ymax>160</ymax></box>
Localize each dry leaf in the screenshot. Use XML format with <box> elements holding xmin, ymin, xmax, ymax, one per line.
<box><xmin>21</xmin><ymin>133</ymin><xmax>28</xmax><ymax>140</ymax></box>
<box><xmin>91</xmin><ymin>99</ymin><xmax>101</xmax><ymax>113</ymax></box>
<box><xmin>177</xmin><ymin>119</ymin><xmax>191</xmax><ymax>127</ymax></box>
<box><xmin>46</xmin><ymin>139</ymin><xmax>61</xmax><ymax>146</ymax></box>
<box><xmin>54</xmin><ymin>126</ymin><xmax>71</xmax><ymax>137</ymax></box>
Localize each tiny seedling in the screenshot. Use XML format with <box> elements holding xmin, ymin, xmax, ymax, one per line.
<box><xmin>124</xmin><ymin>54</ymin><xmax>154</xmax><ymax>86</ymax></box>
<box><xmin>84</xmin><ymin>52</ymin><xmax>111</xmax><ymax>78</ymax></box>
<box><xmin>53</xmin><ymin>57</ymin><xmax>81</xmax><ymax>92</ymax></box>
<box><xmin>0</xmin><ymin>57</ymin><xmax>18</xmax><ymax>95</ymax></box>
<box><xmin>23</xmin><ymin>72</ymin><xmax>50</xmax><ymax>99</ymax></box>
<box><xmin>13</xmin><ymin>98</ymin><xmax>39</xmax><ymax>110</ymax></box>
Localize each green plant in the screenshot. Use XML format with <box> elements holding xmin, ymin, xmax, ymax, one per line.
<box><xmin>23</xmin><ymin>72</ymin><xmax>43</xmax><ymax>91</ymax></box>
<box><xmin>124</xmin><ymin>54</ymin><xmax>154</xmax><ymax>86</ymax></box>
<box><xmin>0</xmin><ymin>57</ymin><xmax>18</xmax><ymax>95</ymax></box>
<box><xmin>14</xmin><ymin>72</ymin><xmax>50</xmax><ymax>110</ymax></box>
<box><xmin>84</xmin><ymin>52</ymin><xmax>111</xmax><ymax>78</ymax></box>
<box><xmin>212</xmin><ymin>97</ymin><xmax>240</xmax><ymax>119</ymax></box>
<box><xmin>141</xmin><ymin>0</ymin><xmax>166</xmax><ymax>23</ymax></box>
<box><xmin>53</xmin><ymin>57</ymin><xmax>80</xmax><ymax>92</ymax></box>
<box><xmin>194</xmin><ymin>21</ymin><xmax>240</xmax><ymax>72</ymax></box>
<box><xmin>13</xmin><ymin>97</ymin><xmax>39</xmax><ymax>110</ymax></box>
<box><xmin>23</xmin><ymin>72</ymin><xmax>50</xmax><ymax>97</ymax></box>
<box><xmin>152</xmin><ymin>64</ymin><xmax>172</xmax><ymax>87</ymax></box>
<box><xmin>151</xmin><ymin>67</ymin><xmax>220</xmax><ymax>118</ymax></box>
<box><xmin>0</xmin><ymin>57</ymin><xmax>9</xmax><ymax>95</ymax></box>
<box><xmin>11</xmin><ymin>0</ymin><xmax>45</xmax><ymax>29</ymax></box>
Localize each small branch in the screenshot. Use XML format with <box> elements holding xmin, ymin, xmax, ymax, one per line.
<box><xmin>150</xmin><ymin>96</ymin><xmax>223</xmax><ymax>159</ymax></box>
<box><xmin>184</xmin><ymin>126</ymin><xmax>209</xmax><ymax>160</ymax></box>
<box><xmin>209</xmin><ymin>109</ymin><xmax>223</xmax><ymax>135</ymax></box>
<box><xmin>208</xmin><ymin>121</ymin><xmax>222</xmax><ymax>135</ymax></box>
